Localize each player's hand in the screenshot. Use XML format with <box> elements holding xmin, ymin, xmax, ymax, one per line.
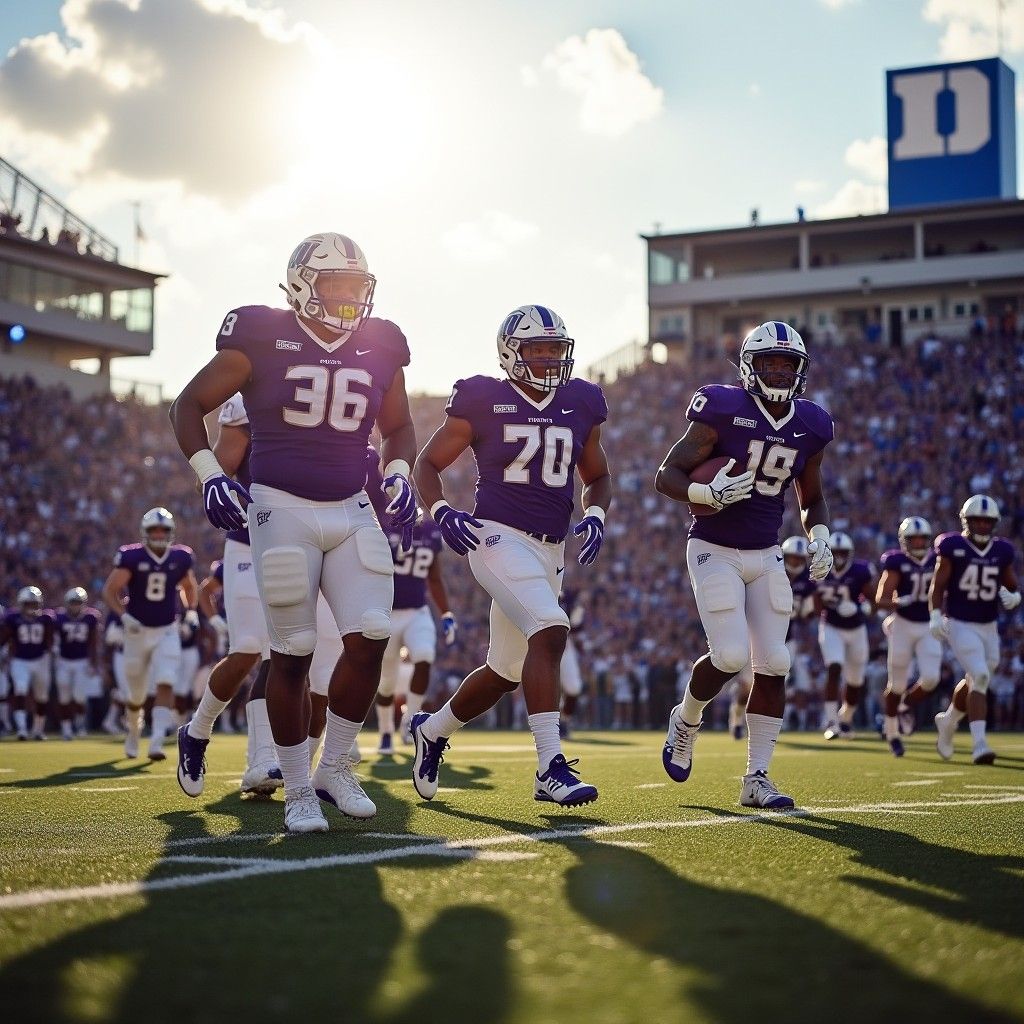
<box><xmin>203</xmin><ymin>475</ymin><xmax>251</xmax><ymax>531</ymax></box>
<box><xmin>999</xmin><ymin>586</ymin><xmax>1021</xmax><ymax>611</ymax></box>
<box><xmin>699</xmin><ymin>459</ymin><xmax>755</xmax><ymax>510</ymax></box>
<box><xmin>895</xmin><ymin>594</ymin><xmax>916</xmax><ymax>607</ymax></box>
<box><xmin>441</xmin><ymin>612</ymin><xmax>458</xmax><ymax>646</ymax></box>
<box><xmin>121</xmin><ymin>612</ymin><xmax>142</xmax><ymax>635</ymax></box>
<box><xmin>807</xmin><ymin>537</ymin><xmax>833</xmax><ymax>581</ymax></box>
<box><xmin>836</xmin><ymin>599</ymin><xmax>858</xmax><ymax>618</ymax></box>
<box><xmin>433</xmin><ymin>503</ymin><xmax>483</xmax><ymax>556</ymax></box>
<box><xmin>383</xmin><ymin>473</ymin><xmax>417</xmax><ymax>529</ymax></box>
<box><xmin>104</xmin><ymin>621</ymin><xmax>124</xmax><ymax>646</ymax></box>
<box><xmin>574</xmin><ymin>515</ymin><xmax>605</xmax><ymax>566</ymax></box>
<box><xmin>858</xmin><ymin>599</ymin><xmax>873</xmax><ymax>617</ymax></box>
<box><xmin>928</xmin><ymin>609</ymin><xmax>947</xmax><ymax>640</ymax></box>
<box><xmin>183</xmin><ymin>609</ymin><xmax>200</xmax><ymax>629</ymax></box>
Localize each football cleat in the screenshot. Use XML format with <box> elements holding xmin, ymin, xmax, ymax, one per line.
<box><xmin>732</xmin><ymin>724</ymin><xmax>744</xmax><ymax>741</ymax></box>
<box><xmin>33</xmin><ymin>732</ymin><xmax>46</xmax><ymax>741</ymax></box>
<box><xmin>740</xmin><ymin>771</ymin><xmax>795</xmax><ymax>810</ymax></box>
<box><xmin>284</xmin><ymin>786</ymin><xmax>329</xmax><ymax>833</ymax></box>
<box><xmin>972</xmin><ymin>743</ymin><xmax>996</xmax><ymax>766</ymax></box>
<box><xmin>888</xmin><ymin>737</ymin><xmax>905</xmax><ymax>758</ymax></box>
<box><xmin>240</xmin><ymin>761</ymin><xmax>284</xmax><ymax>797</ymax></box>
<box><xmin>377</xmin><ymin>733</ymin><xmax>393</xmax><ymax>756</ymax></box>
<box><xmin>313</xmin><ymin>759</ymin><xmax>376</xmax><ymax>818</ymax></box>
<box><xmin>124</xmin><ymin>734</ymin><xmax>139</xmax><ymax>758</ymax></box>
<box><xmin>534</xmin><ymin>754</ymin><xmax>598</xmax><ymax>806</ymax></box>
<box><xmin>934</xmin><ymin>711</ymin><xmax>957</xmax><ymax>760</ymax></box>
<box><xmin>823</xmin><ymin>721</ymin><xmax>840</xmax><ymax>740</ymax></box>
<box><xmin>662</xmin><ymin>705</ymin><xmax>700</xmax><ymax>782</ymax></box>
<box><xmin>17</xmin><ymin>731</ymin><xmax>28</xmax><ymax>741</ymax></box>
<box><xmin>411</xmin><ymin>712</ymin><xmax>448</xmax><ymax>800</ymax></box>
<box><xmin>176</xmin><ymin>725</ymin><xmax>209</xmax><ymax>797</ymax></box>
<box><xmin>148</xmin><ymin>745</ymin><xmax>167</xmax><ymax>762</ymax></box>
<box><xmin>897</xmin><ymin>707</ymin><xmax>916</xmax><ymax>736</ymax></box>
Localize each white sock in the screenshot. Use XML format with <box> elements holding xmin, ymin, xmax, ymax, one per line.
<box><xmin>276</xmin><ymin>741</ymin><xmax>311</xmax><ymax>796</ymax></box>
<box><xmin>127</xmin><ymin>709</ymin><xmax>142</xmax><ymax>739</ymax></box>
<box><xmin>13</xmin><ymin>709</ymin><xmax>27</xmax><ymax>733</ymax></box>
<box><xmin>946</xmin><ymin>702</ymin><xmax>966</xmax><ymax>724</ymax></box>
<box><xmin>728</xmin><ymin>703</ymin><xmax>743</xmax><ymax>732</ymax></box>
<box><xmin>62</xmin><ymin>719</ymin><xmax>73</xmax><ymax>737</ymax></box>
<box><xmin>884</xmin><ymin>715</ymin><xmax>899</xmax><ymax>740</ymax></box>
<box><xmin>528</xmin><ymin>711</ymin><xmax>562</xmax><ymax>772</ymax></box>
<box><xmin>823</xmin><ymin>700</ymin><xmax>839</xmax><ymax>725</ymax></box>
<box><xmin>307</xmin><ymin>732</ymin><xmax>323</xmax><ymax>770</ymax></box>
<box><xmin>422</xmin><ymin>700</ymin><xmax>466</xmax><ymax>742</ymax></box>
<box><xmin>246</xmin><ymin>699</ymin><xmax>275</xmax><ymax>764</ymax></box>
<box><xmin>679</xmin><ymin>686</ymin><xmax>710</xmax><ymax>726</ymax></box>
<box><xmin>375</xmin><ymin>703</ymin><xmax>393</xmax><ymax>737</ymax></box>
<box><xmin>746</xmin><ymin>714</ymin><xmax>783</xmax><ymax>775</ymax></box>
<box><xmin>969</xmin><ymin>719</ymin><xmax>987</xmax><ymax>746</ymax></box>
<box><xmin>188</xmin><ymin>688</ymin><xmax>229</xmax><ymax>740</ymax></box>
<box><xmin>839</xmin><ymin>700</ymin><xmax>856</xmax><ymax>725</ymax></box>
<box><xmin>33</xmin><ymin>713</ymin><xmax>46</xmax><ymax>736</ymax></box>
<box><xmin>151</xmin><ymin>706</ymin><xmax>172</xmax><ymax>744</ymax></box>
<box><xmin>405</xmin><ymin>691</ymin><xmax>424</xmax><ymax>721</ymax></box>
<box><xmin>320</xmin><ymin>709</ymin><xmax>361</xmax><ymax>766</ymax></box>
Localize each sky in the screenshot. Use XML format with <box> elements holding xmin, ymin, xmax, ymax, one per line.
<box><xmin>0</xmin><ymin>0</ymin><xmax>1022</xmax><ymax>397</ymax></box>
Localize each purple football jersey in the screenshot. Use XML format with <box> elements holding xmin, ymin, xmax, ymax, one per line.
<box><xmin>389</xmin><ymin>520</ymin><xmax>444</xmax><ymax>610</ymax></box>
<box><xmin>818</xmin><ymin>559</ymin><xmax>874</xmax><ymax>629</ymax></box>
<box><xmin>786</xmin><ymin>569</ymin><xmax>817</xmax><ymax>641</ymax></box>
<box><xmin>880</xmin><ymin>549</ymin><xmax>934</xmax><ymax>623</ymax></box>
<box><xmin>937</xmin><ymin>532</ymin><xmax>1015</xmax><ymax>624</ymax></box>
<box><xmin>685</xmin><ymin>385</ymin><xmax>833</xmax><ymax>550</ymax></box>
<box><xmin>217</xmin><ymin>393</ymin><xmax>254</xmax><ymax>545</ymax></box>
<box><xmin>114</xmin><ymin>543</ymin><xmax>195</xmax><ymax>627</ymax></box>
<box><xmin>446</xmin><ymin>375</ymin><xmax>608</xmax><ymax>539</ymax></box>
<box><xmin>4</xmin><ymin>610</ymin><xmax>54</xmax><ymax>660</ymax></box>
<box><xmin>56</xmin><ymin>607</ymin><xmax>101</xmax><ymax>660</ymax></box>
<box><xmin>215</xmin><ymin>306</ymin><xmax>410</xmax><ymax>502</ymax></box>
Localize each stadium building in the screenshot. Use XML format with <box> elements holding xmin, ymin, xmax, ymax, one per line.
<box><xmin>644</xmin><ymin>57</ymin><xmax>1023</xmax><ymax>355</ymax></box>
<box><xmin>0</xmin><ymin>156</ymin><xmax>163</xmax><ymax>399</ymax></box>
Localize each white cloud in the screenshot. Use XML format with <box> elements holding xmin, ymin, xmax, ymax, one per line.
<box><xmin>819</xmin><ymin>0</ymin><xmax>860</xmax><ymax>8</ymax></box>
<box><xmin>748</xmin><ymin>82</ymin><xmax>761</xmax><ymax>98</ymax></box>
<box><xmin>532</xmin><ymin>28</ymin><xmax>663</xmax><ymax>137</ymax></box>
<box><xmin>793</xmin><ymin>178</ymin><xmax>825</xmax><ymax>195</ymax></box>
<box><xmin>441</xmin><ymin>211</ymin><xmax>540</xmax><ymax>263</ymax></box>
<box><xmin>814</xmin><ymin>180</ymin><xmax>886</xmax><ymax>219</ymax></box>
<box><xmin>923</xmin><ymin>0</ymin><xmax>1024</xmax><ymax>60</ymax></box>
<box><xmin>844</xmin><ymin>135</ymin><xmax>887</xmax><ymax>183</ymax></box>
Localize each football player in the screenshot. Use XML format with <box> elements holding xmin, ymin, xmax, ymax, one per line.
<box><xmin>377</xmin><ymin>516</ymin><xmax>455</xmax><ymax>753</ymax></box>
<box><xmin>411</xmin><ymin>305</ymin><xmax>612</xmax><ymax>806</ymax></box>
<box><xmin>782</xmin><ymin>536</ymin><xmax>817</xmax><ymax>730</ymax></box>
<box><xmin>815</xmin><ymin>532</ymin><xmax>875</xmax><ymax>740</ymax></box>
<box><xmin>1</xmin><ymin>587</ymin><xmax>55</xmax><ymax>740</ymax></box>
<box><xmin>170</xmin><ymin>233</ymin><xmax>417</xmax><ymax>834</ymax></box>
<box><xmin>53</xmin><ymin>588</ymin><xmax>102</xmax><ymax>739</ymax></box>
<box><xmin>100</xmin><ymin>611</ymin><xmax>128</xmax><ymax>734</ymax></box>
<box><xmin>558</xmin><ymin>587</ymin><xmax>585</xmax><ymax>738</ymax></box>
<box><xmin>656</xmin><ymin>321</ymin><xmax>834</xmax><ymax>809</ymax></box>
<box><xmin>931</xmin><ymin>495</ymin><xmax>1019</xmax><ymax>764</ymax></box>
<box><xmin>101</xmin><ymin>509</ymin><xmax>199</xmax><ymax>760</ymax></box>
<box><xmin>875</xmin><ymin>517</ymin><xmax>941</xmax><ymax>756</ymax></box>
<box><xmin>175</xmin><ymin>598</ymin><xmax>202</xmax><ymax>721</ymax></box>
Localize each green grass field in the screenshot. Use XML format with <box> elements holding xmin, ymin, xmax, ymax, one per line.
<box><xmin>1</xmin><ymin>729</ymin><xmax>1023</xmax><ymax>1024</ymax></box>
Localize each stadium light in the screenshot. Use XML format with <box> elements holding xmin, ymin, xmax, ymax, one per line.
<box><xmin>8</xmin><ymin>324</ymin><xmax>26</xmax><ymax>343</ymax></box>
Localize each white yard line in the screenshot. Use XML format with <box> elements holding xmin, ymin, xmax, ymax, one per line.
<box><xmin>75</xmin><ymin>786</ymin><xmax>138</xmax><ymax>792</ymax></box>
<box><xmin>891</xmin><ymin>780</ymin><xmax>942</xmax><ymax>787</ymax></box>
<box><xmin>2</xmin><ymin>792</ymin><xmax>1021</xmax><ymax>911</ymax></box>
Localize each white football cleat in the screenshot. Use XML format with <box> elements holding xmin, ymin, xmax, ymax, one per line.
<box><xmin>534</xmin><ymin>754</ymin><xmax>598</xmax><ymax>806</ymax></box>
<box><xmin>284</xmin><ymin>786</ymin><xmax>329</xmax><ymax>833</ymax></box>
<box><xmin>972</xmin><ymin>743</ymin><xmax>996</xmax><ymax>766</ymax></box>
<box><xmin>240</xmin><ymin>761</ymin><xmax>284</xmax><ymax>796</ymax></box>
<box><xmin>349</xmin><ymin>740</ymin><xmax>362</xmax><ymax>765</ymax></box>
<box><xmin>313</xmin><ymin>759</ymin><xmax>377</xmax><ymax>819</ymax></box>
<box><xmin>740</xmin><ymin>770</ymin><xmax>795</xmax><ymax>810</ymax></box>
<box><xmin>934</xmin><ymin>711</ymin><xmax>957</xmax><ymax>761</ymax></box>
<box><xmin>662</xmin><ymin>704</ymin><xmax>700</xmax><ymax>782</ymax></box>
<box><xmin>124</xmin><ymin>734</ymin><xmax>140</xmax><ymax>759</ymax></box>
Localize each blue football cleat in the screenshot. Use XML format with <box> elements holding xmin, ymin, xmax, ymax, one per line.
<box><xmin>411</xmin><ymin>712</ymin><xmax>449</xmax><ymax>800</ymax></box>
<box><xmin>176</xmin><ymin>724</ymin><xmax>209</xmax><ymax>798</ymax></box>
<box><xmin>662</xmin><ymin>704</ymin><xmax>700</xmax><ymax>782</ymax></box>
<box><xmin>888</xmin><ymin>737</ymin><xmax>905</xmax><ymax>757</ymax></box>
<box><xmin>534</xmin><ymin>754</ymin><xmax>598</xmax><ymax>806</ymax></box>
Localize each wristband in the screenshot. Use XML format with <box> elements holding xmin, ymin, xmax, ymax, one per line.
<box><xmin>583</xmin><ymin>505</ymin><xmax>606</xmax><ymax>523</ymax></box>
<box><xmin>430</xmin><ymin>499</ymin><xmax>451</xmax><ymax>519</ymax></box>
<box><xmin>189</xmin><ymin>449</ymin><xmax>224</xmax><ymax>484</ymax></box>
<box><xmin>687</xmin><ymin>482</ymin><xmax>712</xmax><ymax>506</ymax></box>
<box><xmin>808</xmin><ymin>524</ymin><xmax>830</xmax><ymax>544</ymax></box>
<box><xmin>383</xmin><ymin>459</ymin><xmax>411</xmax><ymax>481</ymax></box>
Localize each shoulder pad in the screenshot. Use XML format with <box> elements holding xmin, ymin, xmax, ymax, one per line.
<box><xmin>686</xmin><ymin>384</ymin><xmax>745</xmax><ymax>424</ymax></box>
<box><xmin>879</xmin><ymin>549</ymin><xmax>903</xmax><ymax>568</ymax></box>
<box><xmin>446</xmin><ymin>375</ymin><xmax>495</xmax><ymax>420</ymax></box>
<box><xmin>936</xmin><ymin>532</ymin><xmax>961</xmax><ymax>554</ymax></box>
<box><xmin>794</xmin><ymin>399</ymin><xmax>835</xmax><ymax>444</ymax></box>
<box><xmin>363</xmin><ymin>318</ymin><xmax>410</xmax><ymax>368</ymax></box>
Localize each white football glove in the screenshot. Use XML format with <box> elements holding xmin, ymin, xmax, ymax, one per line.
<box><xmin>859</xmin><ymin>598</ymin><xmax>873</xmax><ymax>617</ymax></box>
<box><xmin>836</xmin><ymin>599</ymin><xmax>858</xmax><ymax>618</ymax></box>
<box><xmin>999</xmin><ymin>586</ymin><xmax>1021</xmax><ymax>611</ymax></box>
<box><xmin>183</xmin><ymin>609</ymin><xmax>200</xmax><ymax>629</ymax></box>
<box><xmin>687</xmin><ymin>458</ymin><xmax>755</xmax><ymax>511</ymax></box>
<box><xmin>928</xmin><ymin>608</ymin><xmax>947</xmax><ymax>640</ymax></box>
<box><xmin>207</xmin><ymin>613</ymin><xmax>228</xmax><ymax>638</ymax></box>
<box><xmin>895</xmin><ymin>594</ymin><xmax>916</xmax><ymax>607</ymax></box>
<box><xmin>807</xmin><ymin>533</ymin><xmax>833</xmax><ymax>582</ymax></box>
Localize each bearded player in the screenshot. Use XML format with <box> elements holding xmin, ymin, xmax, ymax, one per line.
<box><xmin>411</xmin><ymin>304</ymin><xmax>612</xmax><ymax>806</ymax></box>
<box><xmin>170</xmin><ymin>232</ymin><xmax>417</xmax><ymax>834</ymax></box>
<box><xmin>656</xmin><ymin>321</ymin><xmax>834</xmax><ymax>809</ymax></box>
<box><xmin>931</xmin><ymin>495</ymin><xmax>1019</xmax><ymax>765</ymax></box>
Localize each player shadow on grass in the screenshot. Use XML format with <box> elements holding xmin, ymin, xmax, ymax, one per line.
<box><xmin>0</xmin><ymin>774</ymin><xmax>516</xmax><ymax>1024</ymax></box>
<box><xmin>0</xmin><ymin>757</ymin><xmax>154</xmax><ymax>790</ymax></box>
<box><xmin>760</xmin><ymin>813</ymin><xmax>1024</xmax><ymax>942</ymax></box>
<box><xmin>557</xmin><ymin>832</ymin><xmax>1017</xmax><ymax>1024</ymax></box>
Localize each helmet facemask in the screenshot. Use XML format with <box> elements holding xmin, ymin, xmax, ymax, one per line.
<box><xmin>144</xmin><ymin>527</ymin><xmax>173</xmax><ymax>554</ymax></box>
<box><xmin>744</xmin><ymin>350</ymin><xmax>807</xmax><ymax>404</ymax></box>
<box><xmin>963</xmin><ymin>516</ymin><xmax>997</xmax><ymax>545</ymax></box>
<box><xmin>298</xmin><ymin>267</ymin><xmax>375</xmax><ymax>334</ymax></box>
<box><xmin>509</xmin><ymin>337</ymin><xmax>575</xmax><ymax>392</ymax></box>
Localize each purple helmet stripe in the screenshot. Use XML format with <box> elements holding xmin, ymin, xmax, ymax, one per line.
<box><xmin>774</xmin><ymin>321</ymin><xmax>789</xmax><ymax>341</ymax></box>
<box><xmin>337</xmin><ymin>235</ymin><xmax>356</xmax><ymax>259</ymax></box>
<box><xmin>535</xmin><ymin>305</ymin><xmax>554</xmax><ymax>328</ymax></box>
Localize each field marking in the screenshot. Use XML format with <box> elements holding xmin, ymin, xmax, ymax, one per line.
<box><xmin>636</xmin><ymin>783</ymin><xmax>666</xmax><ymax>789</ymax></box>
<box><xmin>75</xmin><ymin>786</ymin><xmax>139</xmax><ymax>792</ymax></box>
<box><xmin>2</xmin><ymin>791</ymin><xmax>1022</xmax><ymax>911</ymax></box>
<box><xmin>907</xmin><ymin>771</ymin><xmax>965</xmax><ymax>777</ymax></box>
<box><xmin>963</xmin><ymin>783</ymin><xmax>1024</xmax><ymax>791</ymax></box>
<box><xmin>163</xmin><ymin>855</ymin><xmax>276</xmax><ymax>867</ymax></box>
<box><xmin>891</xmin><ymin>780</ymin><xmax>942</xmax><ymax>787</ymax></box>
<box><xmin>164</xmin><ymin>832</ymin><xmax>281</xmax><ymax>849</ymax></box>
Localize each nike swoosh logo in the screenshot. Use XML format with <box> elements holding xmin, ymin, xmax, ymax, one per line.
<box><xmin>358</xmin><ymin>501</ymin><xmax>369</xmax><ymax>508</ymax></box>
<box><xmin>776</xmin><ymin>556</ymin><xmax>784</xmax><ymax>562</ymax></box>
<box><xmin>556</xmin><ymin>567</ymin><xmax>565</xmax><ymax>575</ymax></box>
<box><xmin>561</xmin><ymin>409</ymin><xmax>573</xmax><ymax>414</ymax></box>
<box><xmin>793</xmin><ymin>432</ymin><xmax>806</xmax><ymax>437</ymax></box>
<box><xmin>355</xmin><ymin>348</ymin><xmax>371</xmax><ymax>356</ymax></box>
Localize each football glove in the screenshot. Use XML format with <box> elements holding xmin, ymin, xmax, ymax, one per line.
<box><xmin>999</xmin><ymin>586</ymin><xmax>1021</xmax><ymax>611</ymax></box>
<box><xmin>807</xmin><ymin>534</ymin><xmax>833</xmax><ymax>582</ymax></box>
<box><xmin>441</xmin><ymin>612</ymin><xmax>457</xmax><ymax>646</ymax></box>
<box><xmin>574</xmin><ymin>514</ymin><xmax>605</xmax><ymax>566</ymax></box>
<box><xmin>928</xmin><ymin>608</ymin><xmax>947</xmax><ymax>640</ymax></box>
<box><xmin>203</xmin><ymin>475</ymin><xmax>251</xmax><ymax>531</ymax></box>
<box><xmin>433</xmin><ymin>504</ymin><xmax>483</xmax><ymax>557</ymax></box>
<box><xmin>688</xmin><ymin>458</ymin><xmax>755</xmax><ymax>511</ymax></box>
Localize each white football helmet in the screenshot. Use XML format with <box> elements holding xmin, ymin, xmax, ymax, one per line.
<box><xmin>738</xmin><ymin>321</ymin><xmax>808</xmax><ymax>403</ymax></box>
<box><xmin>281</xmin><ymin>232</ymin><xmax>375</xmax><ymax>334</ymax></box>
<box><xmin>497</xmin><ymin>305</ymin><xmax>574</xmax><ymax>392</ymax></box>
<box><xmin>829</xmin><ymin>531</ymin><xmax>854</xmax><ymax>572</ymax></box>
<box><xmin>141</xmin><ymin>507</ymin><xmax>175</xmax><ymax>553</ymax></box>
<box><xmin>17</xmin><ymin>585</ymin><xmax>43</xmax><ymax>616</ymax></box>
<box><xmin>960</xmin><ymin>494</ymin><xmax>999</xmax><ymax>544</ymax></box>
<box><xmin>64</xmin><ymin>587</ymin><xmax>88</xmax><ymax>612</ymax></box>
<box><xmin>781</xmin><ymin>535</ymin><xmax>809</xmax><ymax>577</ymax></box>
<box><xmin>898</xmin><ymin>516</ymin><xmax>932</xmax><ymax>560</ymax></box>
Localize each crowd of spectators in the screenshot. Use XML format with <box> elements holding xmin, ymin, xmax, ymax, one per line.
<box><xmin>2</xmin><ymin>318</ymin><xmax>1023</xmax><ymax>733</ymax></box>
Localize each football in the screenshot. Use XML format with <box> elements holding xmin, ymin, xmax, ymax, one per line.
<box><xmin>687</xmin><ymin>455</ymin><xmax>735</xmax><ymax>517</ymax></box>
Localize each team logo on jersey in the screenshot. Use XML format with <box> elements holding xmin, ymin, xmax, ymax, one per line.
<box><xmin>486</xmin><ymin>535</ymin><xmax>501</xmax><ymax>547</ymax></box>
<box><xmin>696</xmin><ymin>553</ymin><xmax>712</xmax><ymax>566</ymax></box>
<box><xmin>238</xmin><ymin>562</ymin><xmax>252</xmax><ymax>572</ymax></box>
<box><xmin>733</xmin><ymin>417</ymin><xmax>757</xmax><ymax>428</ymax></box>
<box><xmin>493</xmin><ymin>404</ymin><xmax>517</xmax><ymax>414</ymax></box>
<box><xmin>139</xmin><ymin>562</ymin><xmax>150</xmax><ymax>571</ymax></box>
<box><xmin>256</xmin><ymin>509</ymin><xmax>272</xmax><ymax>526</ymax></box>
<box><xmin>276</xmin><ymin>340</ymin><xmax>303</xmax><ymax>351</ymax></box>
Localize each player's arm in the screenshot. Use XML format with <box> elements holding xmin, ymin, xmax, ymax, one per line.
<box><xmin>414</xmin><ymin>416</ymin><xmax>474</xmax><ymax>512</ymax></box>
<box><xmin>178</xmin><ymin>570</ymin><xmax>199</xmax><ymax>614</ymax></box>
<box><xmin>875</xmin><ymin>568</ymin><xmax>902</xmax><ymax>611</ymax></box>
<box><xmin>198</xmin><ymin>575</ymin><xmax>222</xmax><ymax>619</ymax></box>
<box><xmin>654</xmin><ymin>421</ymin><xmax>717</xmax><ymax>502</ymax></box>
<box><xmin>213</xmin><ymin>421</ymin><xmax>250</xmax><ymax>478</ymax></box>
<box><xmin>376</xmin><ymin>367</ymin><xmax>418</xmax><ymax>488</ymax></box>
<box><xmin>860</xmin><ymin>572</ymin><xmax>878</xmax><ymax>614</ymax></box>
<box><xmin>928</xmin><ymin>556</ymin><xmax>952</xmax><ymax>613</ymax></box>
<box><xmin>169</xmin><ymin>349</ymin><xmax>252</xmax><ymax>463</ymax></box>
<box><xmin>426</xmin><ymin>554</ymin><xmax>451</xmax><ymax>615</ymax></box>
<box><xmin>794</xmin><ymin>450</ymin><xmax>834</xmax><ymax>580</ymax></box>
<box><xmin>101</xmin><ymin>568</ymin><xmax>132</xmax><ymax>619</ymax></box>
<box><xmin>998</xmin><ymin>561</ymin><xmax>1020</xmax><ymax>610</ymax></box>
<box><xmin>575</xmin><ymin>424</ymin><xmax>612</xmax><ymax>565</ymax></box>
